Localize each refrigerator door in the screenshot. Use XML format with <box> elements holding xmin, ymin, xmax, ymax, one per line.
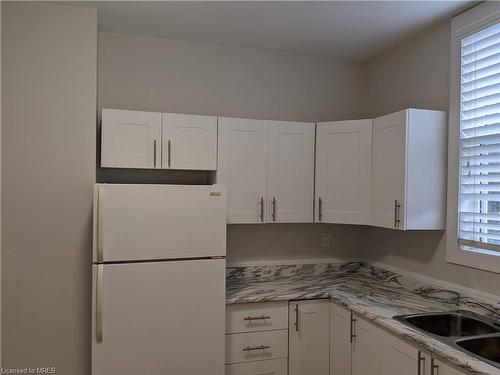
<box><xmin>92</xmin><ymin>259</ymin><xmax>225</xmax><ymax>375</ymax></box>
<box><xmin>93</xmin><ymin>184</ymin><xmax>226</xmax><ymax>262</ymax></box>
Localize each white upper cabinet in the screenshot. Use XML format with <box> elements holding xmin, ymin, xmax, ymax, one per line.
<box><xmin>217</xmin><ymin>118</ymin><xmax>315</xmax><ymax>224</ymax></box>
<box><xmin>371</xmin><ymin>108</ymin><xmax>446</xmax><ymax>230</ymax></box>
<box><xmin>217</xmin><ymin>117</ymin><xmax>268</xmax><ymax>224</ymax></box>
<box><xmin>162</xmin><ymin>113</ymin><xmax>217</xmax><ymax>170</ymax></box>
<box><xmin>101</xmin><ymin>109</ymin><xmax>217</xmax><ymax>170</ymax></box>
<box><xmin>101</xmin><ymin>109</ymin><xmax>161</xmax><ymax>169</ymax></box>
<box><xmin>315</xmin><ymin>120</ymin><xmax>372</xmax><ymax>225</ymax></box>
<box><xmin>268</xmin><ymin>121</ymin><xmax>315</xmax><ymax>223</ymax></box>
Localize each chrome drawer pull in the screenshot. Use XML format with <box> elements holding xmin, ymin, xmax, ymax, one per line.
<box><xmin>244</xmin><ymin>315</ymin><xmax>271</xmax><ymax>321</ymax></box>
<box><xmin>243</xmin><ymin>345</ymin><xmax>270</xmax><ymax>352</ymax></box>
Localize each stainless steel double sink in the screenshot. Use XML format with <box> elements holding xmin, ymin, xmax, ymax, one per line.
<box><xmin>393</xmin><ymin>310</ymin><xmax>500</xmax><ymax>369</ymax></box>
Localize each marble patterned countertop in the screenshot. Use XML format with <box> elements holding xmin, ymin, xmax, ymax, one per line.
<box><xmin>226</xmin><ymin>262</ymin><xmax>500</xmax><ymax>374</ymax></box>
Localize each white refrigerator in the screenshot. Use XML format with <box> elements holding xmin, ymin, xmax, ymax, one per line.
<box><xmin>91</xmin><ymin>184</ymin><xmax>226</xmax><ymax>375</ymax></box>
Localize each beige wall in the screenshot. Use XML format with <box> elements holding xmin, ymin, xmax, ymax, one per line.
<box><xmin>98</xmin><ymin>32</ymin><xmax>365</xmax><ymax>123</ymax></box>
<box><xmin>2</xmin><ymin>2</ymin><xmax>96</xmax><ymax>372</ymax></box>
<box><xmin>227</xmin><ymin>224</ymin><xmax>365</xmax><ymax>263</ymax></box>
<box><xmin>364</xmin><ymin>21</ymin><xmax>500</xmax><ymax>295</ymax></box>
<box><xmin>98</xmin><ymin>31</ymin><xmax>367</xmax><ymax>262</ymax></box>
<box><xmin>365</xmin><ymin>20</ymin><xmax>451</xmax><ymax>116</ymax></box>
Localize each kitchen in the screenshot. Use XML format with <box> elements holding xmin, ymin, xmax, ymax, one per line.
<box><xmin>2</xmin><ymin>1</ymin><xmax>500</xmax><ymax>375</ymax></box>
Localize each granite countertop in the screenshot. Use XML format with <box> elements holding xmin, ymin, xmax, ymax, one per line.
<box><xmin>226</xmin><ymin>262</ymin><xmax>500</xmax><ymax>375</ymax></box>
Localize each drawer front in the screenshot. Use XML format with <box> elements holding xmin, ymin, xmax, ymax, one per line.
<box><xmin>225</xmin><ymin>330</ymin><xmax>288</xmax><ymax>364</ymax></box>
<box><xmin>226</xmin><ymin>302</ymin><xmax>288</xmax><ymax>333</ymax></box>
<box><xmin>225</xmin><ymin>358</ymin><xmax>287</xmax><ymax>375</ymax></box>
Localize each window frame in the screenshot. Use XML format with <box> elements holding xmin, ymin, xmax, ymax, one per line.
<box><xmin>447</xmin><ymin>1</ymin><xmax>500</xmax><ymax>273</ymax></box>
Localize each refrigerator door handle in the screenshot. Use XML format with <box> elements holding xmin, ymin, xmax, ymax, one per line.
<box><xmin>97</xmin><ymin>186</ymin><xmax>104</xmax><ymax>263</ymax></box>
<box><xmin>96</xmin><ymin>264</ymin><xmax>103</xmax><ymax>342</ymax></box>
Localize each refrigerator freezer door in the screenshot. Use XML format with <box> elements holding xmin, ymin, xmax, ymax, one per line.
<box><xmin>93</xmin><ymin>184</ymin><xmax>226</xmax><ymax>262</ymax></box>
<box><xmin>92</xmin><ymin>259</ymin><xmax>225</xmax><ymax>375</ymax></box>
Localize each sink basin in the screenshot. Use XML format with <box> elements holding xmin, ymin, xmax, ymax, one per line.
<box><xmin>456</xmin><ymin>334</ymin><xmax>500</xmax><ymax>368</ymax></box>
<box><xmin>393</xmin><ymin>310</ymin><xmax>500</xmax><ymax>369</ymax></box>
<box><xmin>400</xmin><ymin>312</ymin><xmax>500</xmax><ymax>337</ymax></box>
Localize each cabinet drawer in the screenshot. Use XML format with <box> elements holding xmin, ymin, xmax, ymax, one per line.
<box><xmin>225</xmin><ymin>358</ymin><xmax>287</xmax><ymax>375</ymax></box>
<box><xmin>225</xmin><ymin>330</ymin><xmax>288</xmax><ymax>364</ymax></box>
<box><xmin>226</xmin><ymin>302</ymin><xmax>288</xmax><ymax>333</ymax></box>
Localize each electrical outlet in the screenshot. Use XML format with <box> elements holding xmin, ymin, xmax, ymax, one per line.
<box><xmin>321</xmin><ymin>232</ymin><xmax>331</xmax><ymax>247</ymax></box>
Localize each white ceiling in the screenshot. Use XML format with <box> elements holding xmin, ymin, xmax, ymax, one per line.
<box><xmin>73</xmin><ymin>1</ymin><xmax>474</xmax><ymax>61</ymax></box>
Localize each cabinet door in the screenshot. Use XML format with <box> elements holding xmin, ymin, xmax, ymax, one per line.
<box><xmin>267</xmin><ymin>121</ymin><xmax>315</xmax><ymax>223</ymax></box>
<box><xmin>225</xmin><ymin>359</ymin><xmax>288</xmax><ymax>375</ymax></box>
<box><xmin>101</xmin><ymin>109</ymin><xmax>161</xmax><ymax>169</ymax></box>
<box><xmin>316</xmin><ymin>120</ymin><xmax>372</xmax><ymax>225</ymax></box>
<box><xmin>371</xmin><ymin>110</ymin><xmax>407</xmax><ymax>229</ymax></box>
<box><xmin>379</xmin><ymin>329</ymin><xmax>423</xmax><ymax>375</ymax></box>
<box><xmin>289</xmin><ymin>300</ymin><xmax>330</xmax><ymax>375</ymax></box>
<box><xmin>430</xmin><ymin>358</ymin><xmax>467</xmax><ymax>375</ymax></box>
<box><xmin>217</xmin><ymin>117</ymin><xmax>268</xmax><ymax>223</ymax></box>
<box><xmin>351</xmin><ymin>314</ymin><xmax>381</xmax><ymax>375</ymax></box>
<box><xmin>162</xmin><ymin>113</ymin><xmax>217</xmax><ymax>170</ymax></box>
<box><xmin>330</xmin><ymin>302</ymin><xmax>352</xmax><ymax>375</ymax></box>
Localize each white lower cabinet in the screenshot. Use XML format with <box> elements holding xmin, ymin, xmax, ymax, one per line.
<box><xmin>225</xmin><ymin>359</ymin><xmax>288</xmax><ymax>375</ymax></box>
<box><xmin>329</xmin><ymin>302</ymin><xmax>469</xmax><ymax>375</ymax></box>
<box><xmin>225</xmin><ymin>302</ymin><xmax>289</xmax><ymax>375</ymax></box>
<box><xmin>226</xmin><ymin>301</ymin><xmax>289</xmax><ymax>334</ymax></box>
<box><xmin>430</xmin><ymin>357</ymin><xmax>469</xmax><ymax>375</ymax></box>
<box><xmin>379</xmin><ymin>328</ymin><xmax>423</xmax><ymax>375</ymax></box>
<box><xmin>330</xmin><ymin>303</ymin><xmax>352</xmax><ymax>375</ymax></box>
<box><xmin>288</xmin><ymin>300</ymin><xmax>330</xmax><ymax>375</ymax></box>
<box><xmin>226</xmin><ymin>301</ymin><xmax>470</xmax><ymax>375</ymax></box>
<box><xmin>225</xmin><ymin>330</ymin><xmax>289</xmax><ymax>364</ymax></box>
<box><xmin>351</xmin><ymin>313</ymin><xmax>381</xmax><ymax>375</ymax></box>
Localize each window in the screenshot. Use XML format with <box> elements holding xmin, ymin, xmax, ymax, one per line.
<box><xmin>447</xmin><ymin>2</ymin><xmax>500</xmax><ymax>273</ymax></box>
<box><xmin>459</xmin><ymin>22</ymin><xmax>500</xmax><ymax>256</ymax></box>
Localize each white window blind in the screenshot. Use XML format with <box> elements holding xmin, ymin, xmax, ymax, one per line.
<box><xmin>459</xmin><ymin>21</ymin><xmax>500</xmax><ymax>255</ymax></box>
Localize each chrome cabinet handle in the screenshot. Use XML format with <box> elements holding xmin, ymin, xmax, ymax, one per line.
<box><xmin>394</xmin><ymin>200</ymin><xmax>401</xmax><ymax>228</ymax></box>
<box><xmin>153</xmin><ymin>140</ymin><xmax>157</xmax><ymax>168</ymax></box>
<box><xmin>244</xmin><ymin>315</ymin><xmax>271</xmax><ymax>321</ymax></box>
<box><xmin>294</xmin><ymin>304</ymin><xmax>299</xmax><ymax>332</ymax></box>
<box><xmin>350</xmin><ymin>315</ymin><xmax>357</xmax><ymax>343</ymax></box>
<box><xmin>272</xmin><ymin>197</ymin><xmax>277</xmax><ymax>222</ymax></box>
<box><xmin>318</xmin><ymin>197</ymin><xmax>323</xmax><ymax>222</ymax></box>
<box><xmin>243</xmin><ymin>345</ymin><xmax>270</xmax><ymax>352</ymax></box>
<box><xmin>430</xmin><ymin>357</ymin><xmax>438</xmax><ymax>375</ymax></box>
<box><xmin>417</xmin><ymin>351</ymin><xmax>425</xmax><ymax>375</ymax></box>
<box><xmin>96</xmin><ymin>264</ymin><xmax>103</xmax><ymax>342</ymax></box>
<box><xmin>97</xmin><ymin>187</ymin><xmax>104</xmax><ymax>263</ymax></box>
<box><xmin>259</xmin><ymin>197</ymin><xmax>264</xmax><ymax>222</ymax></box>
<box><xmin>167</xmin><ymin>140</ymin><xmax>172</xmax><ymax>168</ymax></box>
